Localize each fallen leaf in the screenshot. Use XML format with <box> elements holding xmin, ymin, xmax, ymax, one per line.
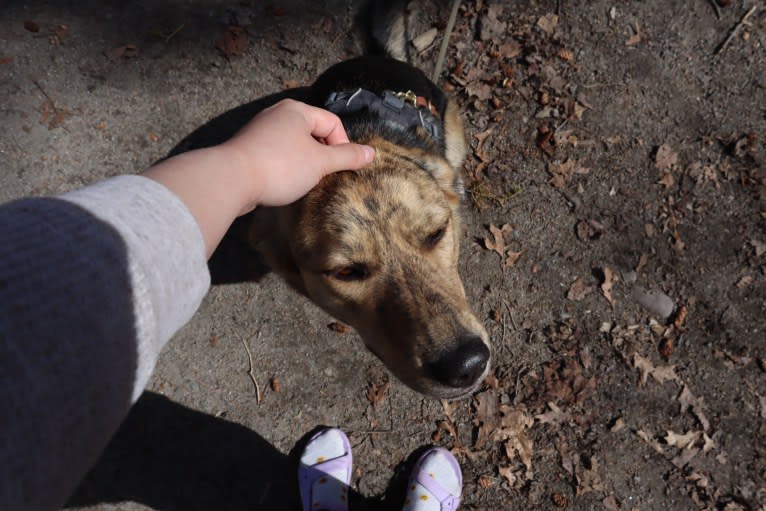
<box><xmin>365</xmin><ymin>374</ymin><xmax>389</xmax><ymax>407</ymax></box>
<box><xmin>106</xmin><ymin>44</ymin><xmax>139</xmax><ymax>60</ymax></box>
<box><xmin>216</xmin><ymin>25</ymin><xmax>247</xmax><ymax>57</ymax></box>
<box><xmin>556</xmin><ymin>48</ymin><xmax>574</xmax><ymax>61</ymax></box>
<box><xmin>479</xmin><ymin>5</ymin><xmax>507</xmax><ymax>41</ymax></box>
<box><xmin>499</xmin><ymin>40</ymin><xmax>521</xmax><ymax>59</ymax></box>
<box><xmin>600</xmin><ymin>266</ymin><xmax>616</xmax><ymax>306</ymax></box>
<box><xmin>625</xmin><ymin>22</ymin><xmax>642</xmax><ymax>46</ymax></box>
<box><xmin>678</xmin><ymin>385</ymin><xmax>710</xmax><ymax>431</ymax></box>
<box><xmin>551</xmin><ymin>493</ymin><xmax>568</xmax><ymax>508</ymax></box>
<box><xmin>658</xmin><ymin>172</ymin><xmax>675</xmax><ymax>188</ymax></box>
<box><xmin>665</xmin><ymin>430</ymin><xmax>701</xmax><ymax>449</ymax></box>
<box><xmin>633</xmin><ymin>353</ymin><xmax>678</xmax><ymax>386</ymax></box>
<box><xmin>24</xmin><ymin>20</ymin><xmax>40</xmax><ymax>33</ymax></box>
<box><xmin>498</xmin><ymin>466</ymin><xmax>518</xmax><ymax>486</ymax></box>
<box><xmin>575</xmin><ymin>456</ymin><xmax>604</xmax><ymax>496</ymax></box>
<box><xmin>474</xmin><ymin>128</ymin><xmax>494</xmax><ymax>162</ymax></box>
<box><xmin>483</xmin><ymin>223</ymin><xmax>511</xmax><ymax>258</ymax></box>
<box><xmin>567</xmin><ymin>277</ymin><xmax>593</xmax><ymax>301</ymax></box>
<box><xmin>736</xmin><ymin>275</ymin><xmax>753</xmax><ymax>288</ymax></box>
<box><xmin>603</xmin><ymin>495</ymin><xmax>619</xmax><ymax>511</ymax></box>
<box><xmin>534</xmin><ymin>401</ymin><xmax>571</xmax><ymax>425</ymax></box>
<box><xmin>328</xmin><ymin>322</ymin><xmax>353</xmax><ymax>334</ymax></box>
<box><xmin>504</xmin><ymin>249</ymin><xmax>525</xmax><ymax>268</ymax></box>
<box><xmin>576</xmin><ymin>219</ymin><xmax>605</xmax><ymax>241</ymax></box>
<box><xmin>537</xmin><ymin>13</ymin><xmax>559</xmax><ymax>34</ymax></box>
<box><xmin>672</xmin><ymin>304</ymin><xmax>688</xmax><ymax>329</ymax></box>
<box><xmin>637</xmin><ymin>429</ymin><xmax>666</xmax><ymax>455</ymax></box>
<box><xmin>750</xmin><ymin>238</ymin><xmax>766</xmax><ymax>257</ymax></box>
<box><xmin>477</xmin><ymin>475</ymin><xmax>495</xmax><ymax>488</ymax></box>
<box><xmin>270</xmin><ymin>377</ymin><xmax>281</xmax><ymax>392</ymax></box>
<box><xmin>655</xmin><ymin>143</ymin><xmax>679</xmax><ymax>171</ymax></box>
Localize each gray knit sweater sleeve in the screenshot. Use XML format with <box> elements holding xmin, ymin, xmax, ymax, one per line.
<box><xmin>0</xmin><ymin>175</ymin><xmax>211</xmax><ymax>510</ymax></box>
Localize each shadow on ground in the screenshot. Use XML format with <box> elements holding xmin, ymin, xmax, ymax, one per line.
<box><xmin>66</xmin><ymin>392</ymin><xmax>421</xmax><ymax>510</ymax></box>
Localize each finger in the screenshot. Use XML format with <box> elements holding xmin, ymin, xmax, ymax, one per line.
<box><xmin>300</xmin><ymin>104</ymin><xmax>351</xmax><ymax>145</ymax></box>
<box><xmin>318</xmin><ymin>143</ymin><xmax>375</xmax><ymax>175</ymax></box>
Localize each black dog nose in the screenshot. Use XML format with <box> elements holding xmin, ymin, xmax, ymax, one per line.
<box><xmin>427</xmin><ymin>336</ymin><xmax>490</xmax><ymax>389</ymax></box>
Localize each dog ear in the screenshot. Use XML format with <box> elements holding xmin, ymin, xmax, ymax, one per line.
<box><xmin>422</xmin><ymin>156</ymin><xmax>464</xmax><ymax>203</ymax></box>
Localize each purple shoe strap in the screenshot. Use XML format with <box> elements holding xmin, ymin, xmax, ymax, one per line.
<box><xmin>414</xmin><ymin>449</ymin><xmax>462</xmax><ymax>511</ymax></box>
<box><xmin>300</xmin><ymin>456</ymin><xmax>352</xmax><ymax>483</ymax></box>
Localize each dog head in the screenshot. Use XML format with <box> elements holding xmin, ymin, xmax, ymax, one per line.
<box><xmin>254</xmin><ymin>137</ymin><xmax>489</xmax><ymax>399</ymax></box>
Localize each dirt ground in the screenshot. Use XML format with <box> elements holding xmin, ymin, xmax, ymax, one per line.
<box><xmin>2</xmin><ymin>0</ymin><xmax>765</xmax><ymax>509</ymax></box>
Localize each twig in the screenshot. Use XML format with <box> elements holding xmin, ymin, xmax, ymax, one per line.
<box><xmin>162</xmin><ymin>23</ymin><xmax>185</xmax><ymax>43</ymax></box>
<box><xmin>33</xmin><ymin>80</ymin><xmax>61</xmax><ymax>116</ymax></box>
<box><xmin>715</xmin><ymin>4</ymin><xmax>758</xmax><ymax>55</ymax></box>
<box><xmin>240</xmin><ymin>335</ymin><xmax>261</xmax><ymax>403</ymax></box>
<box><xmin>504</xmin><ymin>301</ymin><xmax>517</xmax><ymax>331</ymax></box>
<box><xmin>708</xmin><ymin>0</ymin><xmax>721</xmax><ymax>20</ymax></box>
<box><xmin>432</xmin><ymin>0</ymin><xmax>462</xmax><ymax>81</ymax></box>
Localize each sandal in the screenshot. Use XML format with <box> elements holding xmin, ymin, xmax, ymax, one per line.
<box><xmin>298</xmin><ymin>428</ymin><xmax>353</xmax><ymax>511</ymax></box>
<box><xmin>402</xmin><ymin>447</ymin><xmax>462</xmax><ymax>511</ymax></box>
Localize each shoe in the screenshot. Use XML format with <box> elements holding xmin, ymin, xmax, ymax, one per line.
<box><xmin>298</xmin><ymin>428</ymin><xmax>353</xmax><ymax>511</ymax></box>
<box><xmin>402</xmin><ymin>447</ymin><xmax>462</xmax><ymax>511</ymax></box>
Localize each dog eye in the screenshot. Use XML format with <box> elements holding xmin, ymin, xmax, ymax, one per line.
<box><xmin>424</xmin><ymin>227</ymin><xmax>446</xmax><ymax>248</ymax></box>
<box><xmin>327</xmin><ymin>263</ymin><xmax>370</xmax><ymax>282</ymax></box>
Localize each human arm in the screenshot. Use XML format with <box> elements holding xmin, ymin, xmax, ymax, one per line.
<box><xmin>142</xmin><ymin>99</ymin><xmax>375</xmax><ymax>257</ymax></box>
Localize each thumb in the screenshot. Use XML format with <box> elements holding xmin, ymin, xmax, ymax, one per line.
<box><xmin>318</xmin><ymin>143</ymin><xmax>375</xmax><ymax>175</ymax></box>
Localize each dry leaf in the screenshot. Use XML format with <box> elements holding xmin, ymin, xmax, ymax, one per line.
<box><xmin>678</xmin><ymin>385</ymin><xmax>710</xmax><ymax>431</ymax></box>
<box><xmin>365</xmin><ymin>374</ymin><xmax>389</xmax><ymax>407</ymax></box>
<box><xmin>537</xmin><ymin>13</ymin><xmax>559</xmax><ymax>34</ymax></box>
<box><xmin>474</xmin><ymin>127</ymin><xmax>494</xmax><ymax>162</ymax></box>
<box><xmin>479</xmin><ymin>5</ymin><xmax>507</xmax><ymax>41</ymax></box>
<box><xmin>498</xmin><ymin>466</ymin><xmax>518</xmax><ymax>486</ymax></box>
<box><xmin>216</xmin><ymin>25</ymin><xmax>247</xmax><ymax>57</ymax></box>
<box><xmin>655</xmin><ymin>143</ymin><xmax>678</xmax><ymax>171</ymax></box>
<box><xmin>24</xmin><ymin>20</ymin><xmax>40</xmax><ymax>33</ymax></box>
<box><xmin>750</xmin><ymin>238</ymin><xmax>766</xmax><ymax>257</ymax></box>
<box><xmin>483</xmin><ymin>223</ymin><xmax>511</xmax><ymax>257</ymax></box>
<box><xmin>637</xmin><ymin>429</ymin><xmax>666</xmax><ymax>455</ymax></box>
<box><xmin>499</xmin><ymin>40</ymin><xmax>521</xmax><ymax>59</ymax></box>
<box><xmin>601</xmin><ymin>266</ymin><xmax>616</xmax><ymax>306</ymax></box>
<box><xmin>658</xmin><ymin>172</ymin><xmax>675</xmax><ymax>188</ymax></box>
<box><xmin>575</xmin><ymin>456</ymin><xmax>604</xmax><ymax>496</ymax></box>
<box><xmin>736</xmin><ymin>275</ymin><xmax>753</xmax><ymax>288</ymax></box>
<box><xmin>603</xmin><ymin>495</ymin><xmax>620</xmax><ymax>511</ymax></box>
<box><xmin>328</xmin><ymin>322</ymin><xmax>353</xmax><ymax>334</ymax></box>
<box><xmin>106</xmin><ymin>44</ymin><xmax>139</xmax><ymax>60</ymax></box>
<box><xmin>665</xmin><ymin>430</ymin><xmax>701</xmax><ymax>449</ymax></box>
<box><xmin>625</xmin><ymin>23</ymin><xmax>642</xmax><ymax>46</ymax></box>
<box><xmin>477</xmin><ymin>475</ymin><xmax>495</xmax><ymax>488</ymax></box>
<box><xmin>504</xmin><ymin>249</ymin><xmax>525</xmax><ymax>268</ymax></box>
<box><xmin>270</xmin><ymin>377</ymin><xmax>281</xmax><ymax>393</ymax></box>
<box><xmin>534</xmin><ymin>401</ymin><xmax>571</xmax><ymax>425</ymax></box>
<box><xmin>633</xmin><ymin>353</ymin><xmax>678</xmax><ymax>386</ymax></box>
<box><xmin>567</xmin><ymin>277</ymin><xmax>593</xmax><ymax>301</ymax></box>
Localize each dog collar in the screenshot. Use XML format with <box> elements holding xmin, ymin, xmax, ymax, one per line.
<box><xmin>324</xmin><ymin>88</ymin><xmax>442</xmax><ymax>140</ymax></box>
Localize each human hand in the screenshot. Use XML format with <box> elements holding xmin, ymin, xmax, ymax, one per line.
<box><xmin>224</xmin><ymin>99</ymin><xmax>375</xmax><ymax>211</ymax></box>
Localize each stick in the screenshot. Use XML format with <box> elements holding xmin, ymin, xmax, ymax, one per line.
<box><xmin>240</xmin><ymin>336</ymin><xmax>261</xmax><ymax>403</ymax></box>
<box><xmin>715</xmin><ymin>4</ymin><xmax>758</xmax><ymax>55</ymax></box>
<box><xmin>432</xmin><ymin>0</ymin><xmax>461</xmax><ymax>82</ymax></box>
<box><xmin>708</xmin><ymin>0</ymin><xmax>721</xmax><ymax>20</ymax></box>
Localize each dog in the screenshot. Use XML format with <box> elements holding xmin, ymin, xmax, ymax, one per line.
<box><xmin>171</xmin><ymin>0</ymin><xmax>490</xmax><ymax>400</ymax></box>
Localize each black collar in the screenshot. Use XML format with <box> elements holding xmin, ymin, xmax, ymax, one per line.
<box><xmin>324</xmin><ymin>88</ymin><xmax>442</xmax><ymax>140</ymax></box>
